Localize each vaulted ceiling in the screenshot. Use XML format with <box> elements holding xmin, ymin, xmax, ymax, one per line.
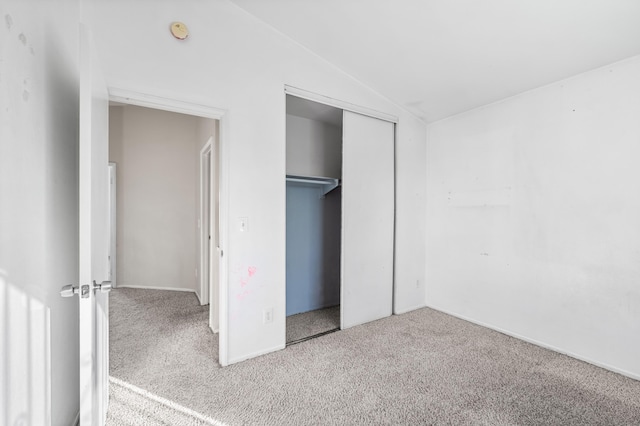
<box><xmin>228</xmin><ymin>0</ymin><xmax>640</xmax><ymax>122</ymax></box>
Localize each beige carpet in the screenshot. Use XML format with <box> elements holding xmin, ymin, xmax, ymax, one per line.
<box><xmin>286</xmin><ymin>306</ymin><xmax>340</xmax><ymax>344</ymax></box>
<box><xmin>107</xmin><ymin>288</ymin><xmax>640</xmax><ymax>425</ymax></box>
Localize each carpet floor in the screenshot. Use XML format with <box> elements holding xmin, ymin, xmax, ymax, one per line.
<box><xmin>107</xmin><ymin>288</ymin><xmax>640</xmax><ymax>425</ymax></box>
<box><xmin>286</xmin><ymin>306</ymin><xmax>340</xmax><ymax>344</ymax></box>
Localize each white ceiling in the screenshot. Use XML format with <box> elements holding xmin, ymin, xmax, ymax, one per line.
<box><xmin>228</xmin><ymin>0</ymin><xmax>640</xmax><ymax>123</ymax></box>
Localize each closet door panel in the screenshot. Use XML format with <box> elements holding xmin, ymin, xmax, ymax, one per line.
<box><xmin>341</xmin><ymin>111</ymin><xmax>394</xmax><ymax>329</ymax></box>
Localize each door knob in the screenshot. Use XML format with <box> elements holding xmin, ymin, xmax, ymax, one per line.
<box><xmin>60</xmin><ymin>284</ymin><xmax>90</xmax><ymax>298</ymax></box>
<box><xmin>93</xmin><ymin>280</ymin><xmax>112</xmax><ymax>293</ymax></box>
<box><xmin>61</xmin><ymin>281</ymin><xmax>111</xmax><ymax>298</ymax></box>
<box><xmin>60</xmin><ymin>284</ymin><xmax>79</xmax><ymax>298</ymax></box>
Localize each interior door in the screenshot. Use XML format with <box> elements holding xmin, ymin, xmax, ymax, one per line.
<box><xmin>209</xmin><ymin>145</ymin><xmax>221</xmax><ymax>333</ymax></box>
<box><xmin>341</xmin><ymin>111</ymin><xmax>395</xmax><ymax>329</ymax></box>
<box><xmin>108</xmin><ymin>163</ymin><xmax>117</xmax><ymax>288</ymax></box>
<box><xmin>78</xmin><ymin>24</ymin><xmax>110</xmax><ymax>425</ymax></box>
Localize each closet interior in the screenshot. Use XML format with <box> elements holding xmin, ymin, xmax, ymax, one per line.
<box><xmin>286</xmin><ymin>95</ymin><xmax>343</xmax><ymax>344</ymax></box>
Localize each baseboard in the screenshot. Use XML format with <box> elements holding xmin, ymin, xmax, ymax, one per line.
<box><xmin>227</xmin><ymin>343</ymin><xmax>285</xmax><ymax>365</ymax></box>
<box><xmin>116</xmin><ymin>285</ymin><xmax>196</xmax><ymax>293</ymax></box>
<box><xmin>394</xmin><ymin>303</ymin><xmax>426</xmax><ymax>315</ymax></box>
<box><xmin>425</xmin><ymin>303</ymin><xmax>640</xmax><ymax>382</ymax></box>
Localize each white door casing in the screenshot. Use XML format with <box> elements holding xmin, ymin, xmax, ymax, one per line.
<box><xmin>78</xmin><ymin>24</ymin><xmax>110</xmax><ymax>425</ymax></box>
<box><xmin>108</xmin><ymin>163</ymin><xmax>117</xmax><ymax>288</ymax></box>
<box><xmin>341</xmin><ymin>111</ymin><xmax>395</xmax><ymax>329</ymax></box>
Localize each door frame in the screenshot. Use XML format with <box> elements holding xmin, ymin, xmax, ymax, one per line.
<box><xmin>199</xmin><ymin>139</ymin><xmax>212</xmax><ymax>306</ymax></box>
<box><xmin>108</xmin><ymin>87</ymin><xmax>230</xmax><ymax>366</ymax></box>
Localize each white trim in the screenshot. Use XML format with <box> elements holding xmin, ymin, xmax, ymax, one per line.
<box><xmin>108</xmin><ymin>87</ymin><xmax>230</xmax><ymax>368</ymax></box>
<box><xmin>285</xmin><ymin>85</ymin><xmax>398</xmax><ymax>124</ymax></box>
<box><xmin>217</xmin><ymin>115</ymin><xmax>229</xmax><ymax>366</ymax></box>
<box><xmin>425</xmin><ymin>303</ymin><xmax>640</xmax><ymax>382</ymax></box>
<box><xmin>109</xmin><ymin>87</ymin><xmax>225</xmax><ymax>119</ymax></box>
<box><xmin>227</xmin><ymin>344</ymin><xmax>286</xmax><ymax>365</ymax></box>
<box><xmin>393</xmin><ymin>303</ymin><xmax>426</xmax><ymax>316</ymax></box>
<box><xmin>199</xmin><ymin>139</ymin><xmax>213</xmax><ymax>307</ymax></box>
<box><xmin>117</xmin><ymin>285</ymin><xmax>197</xmax><ymax>293</ymax></box>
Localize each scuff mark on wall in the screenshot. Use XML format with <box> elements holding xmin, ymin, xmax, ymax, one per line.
<box><xmin>22</xmin><ymin>78</ymin><xmax>30</xmax><ymax>102</ymax></box>
<box><xmin>4</xmin><ymin>14</ymin><xmax>12</xmax><ymax>30</ymax></box>
<box><xmin>18</xmin><ymin>33</ymin><xmax>26</xmax><ymax>45</ymax></box>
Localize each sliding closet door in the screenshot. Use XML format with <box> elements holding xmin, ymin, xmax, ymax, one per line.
<box><xmin>341</xmin><ymin>111</ymin><xmax>394</xmax><ymax>329</ymax></box>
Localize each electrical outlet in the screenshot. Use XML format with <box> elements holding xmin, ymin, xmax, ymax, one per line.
<box><xmin>263</xmin><ymin>308</ymin><xmax>273</xmax><ymax>324</ymax></box>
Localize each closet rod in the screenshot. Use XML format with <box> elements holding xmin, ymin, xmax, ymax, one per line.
<box><xmin>286</xmin><ymin>175</ymin><xmax>340</xmax><ymax>197</ymax></box>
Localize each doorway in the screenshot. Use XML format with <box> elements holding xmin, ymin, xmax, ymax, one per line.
<box><xmin>107</xmin><ymin>89</ymin><xmax>228</xmax><ymax>365</ymax></box>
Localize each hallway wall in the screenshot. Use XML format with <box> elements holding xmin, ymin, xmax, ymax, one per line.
<box><xmin>109</xmin><ymin>105</ymin><xmax>214</xmax><ymax>293</ymax></box>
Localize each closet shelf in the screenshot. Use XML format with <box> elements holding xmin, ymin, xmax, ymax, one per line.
<box><xmin>286</xmin><ymin>175</ymin><xmax>340</xmax><ymax>197</ymax></box>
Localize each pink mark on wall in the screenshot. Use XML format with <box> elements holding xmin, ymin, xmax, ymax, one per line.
<box><xmin>236</xmin><ymin>266</ymin><xmax>258</xmax><ymax>301</ymax></box>
<box><xmin>236</xmin><ymin>289</ymin><xmax>252</xmax><ymax>301</ymax></box>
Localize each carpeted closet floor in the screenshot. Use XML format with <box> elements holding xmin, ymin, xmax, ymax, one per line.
<box><xmin>107</xmin><ymin>287</ymin><xmax>640</xmax><ymax>425</ymax></box>
<box><xmin>286</xmin><ymin>306</ymin><xmax>340</xmax><ymax>344</ymax></box>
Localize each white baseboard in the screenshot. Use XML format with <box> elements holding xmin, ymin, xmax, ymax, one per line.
<box><xmin>425</xmin><ymin>303</ymin><xmax>640</xmax><ymax>382</ymax></box>
<box><xmin>116</xmin><ymin>285</ymin><xmax>196</xmax><ymax>293</ymax></box>
<box><xmin>227</xmin><ymin>344</ymin><xmax>285</xmax><ymax>365</ymax></box>
<box><xmin>394</xmin><ymin>303</ymin><xmax>426</xmax><ymax>315</ymax></box>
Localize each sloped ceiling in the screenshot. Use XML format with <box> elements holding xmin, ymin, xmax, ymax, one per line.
<box><xmin>228</xmin><ymin>0</ymin><xmax>640</xmax><ymax>122</ymax></box>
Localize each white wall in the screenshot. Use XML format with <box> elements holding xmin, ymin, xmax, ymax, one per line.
<box><xmin>426</xmin><ymin>55</ymin><xmax>640</xmax><ymax>378</ymax></box>
<box><xmin>0</xmin><ymin>0</ymin><xmax>81</xmax><ymax>424</ymax></box>
<box><xmin>286</xmin><ymin>114</ymin><xmax>342</xmax><ymax>178</ymax></box>
<box><xmin>109</xmin><ymin>105</ymin><xmax>214</xmax><ymax>292</ymax></box>
<box><xmin>89</xmin><ymin>0</ymin><xmax>426</xmax><ymax>364</ymax></box>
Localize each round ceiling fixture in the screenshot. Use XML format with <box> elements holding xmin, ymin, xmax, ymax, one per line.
<box><xmin>170</xmin><ymin>22</ymin><xmax>189</xmax><ymax>40</ymax></box>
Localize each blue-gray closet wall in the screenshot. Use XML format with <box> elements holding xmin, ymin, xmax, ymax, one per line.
<box><xmin>286</xmin><ymin>184</ymin><xmax>341</xmax><ymax>315</ymax></box>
